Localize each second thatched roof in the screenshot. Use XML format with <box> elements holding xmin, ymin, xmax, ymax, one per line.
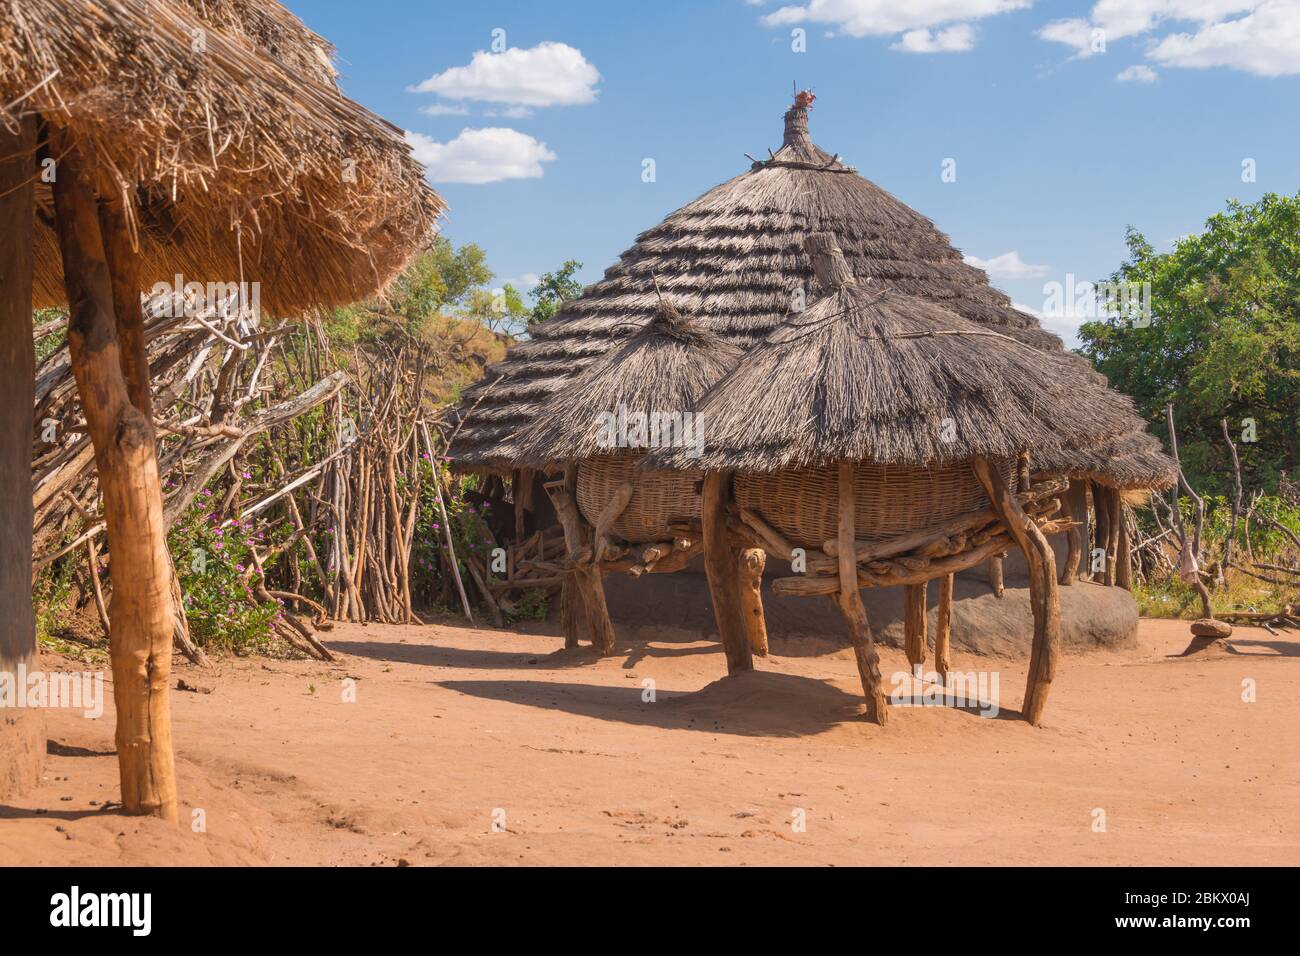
<box><xmin>510</xmin><ymin>299</ymin><xmax>741</xmax><ymax>469</ymax></box>
<box><xmin>3</xmin><ymin>0</ymin><xmax>443</xmax><ymax>316</ymax></box>
<box><xmin>653</xmin><ymin>233</ymin><xmax>1141</xmax><ymax>474</ymax></box>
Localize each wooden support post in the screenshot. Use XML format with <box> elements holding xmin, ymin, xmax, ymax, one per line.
<box><xmin>0</xmin><ymin>116</ymin><xmax>41</xmax><ymax>800</ymax></box>
<box><xmin>513</xmin><ymin>467</ymin><xmax>534</xmax><ymax>542</ymax></box>
<box><xmin>934</xmin><ymin>573</ymin><xmax>953</xmax><ymax>681</ymax></box>
<box><xmin>986</xmin><ymin>555</ymin><xmax>1005</xmax><ymax>597</ymax></box>
<box><xmin>1091</xmin><ymin>481</ymin><xmax>1110</xmax><ymax>583</ymax></box>
<box><xmin>903</xmin><ymin>582</ymin><xmax>927</xmax><ymax>673</ymax></box>
<box><xmin>974</xmin><ymin>457</ymin><xmax>1060</xmax><ymax>726</ymax></box>
<box><xmin>547</xmin><ymin>467</ymin><xmax>615</xmax><ymax>654</ymax></box>
<box><xmin>560</xmin><ymin>578</ymin><xmax>581</xmax><ymax>649</ymax></box>
<box><xmin>701</xmin><ymin>472</ymin><xmax>753</xmax><ymax>674</ymax></box>
<box><xmin>1112</xmin><ymin>509</ymin><xmax>1133</xmax><ymax>590</ymax></box>
<box><xmin>1105</xmin><ymin>486</ymin><xmax>1121</xmax><ymax>588</ymax></box>
<box><xmin>51</xmin><ymin>127</ymin><xmax>177</xmax><ymax>819</ymax></box>
<box><xmin>1060</xmin><ymin>479</ymin><xmax>1087</xmax><ymax>585</ymax></box>
<box><xmin>835</xmin><ymin>463</ymin><xmax>888</xmax><ymax>724</ymax></box>
<box><xmin>739</xmin><ymin>547</ymin><xmax>769</xmax><ymax>657</ymax></box>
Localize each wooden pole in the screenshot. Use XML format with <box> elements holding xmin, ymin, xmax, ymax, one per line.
<box><xmin>1105</xmin><ymin>486</ymin><xmax>1121</xmax><ymax>588</ymax></box>
<box><xmin>50</xmin><ymin>126</ymin><xmax>177</xmax><ymax>819</ymax></box>
<box><xmin>0</xmin><ymin>115</ymin><xmax>42</xmax><ymax>800</ymax></box>
<box><xmin>973</xmin><ymin>457</ymin><xmax>1060</xmax><ymax>726</ymax></box>
<box><xmin>903</xmin><ymin>582</ymin><xmax>927</xmax><ymax>673</ymax></box>
<box><xmin>986</xmin><ymin>555</ymin><xmax>1005</xmax><ymax>597</ymax></box>
<box><xmin>835</xmin><ymin>463</ymin><xmax>887</xmax><ymax>724</ymax></box>
<box><xmin>934</xmin><ymin>573</ymin><xmax>953</xmax><ymax>681</ymax></box>
<box><xmin>1116</xmin><ymin>498</ymin><xmax>1132</xmax><ymax>591</ymax></box>
<box><xmin>547</xmin><ymin>467</ymin><xmax>616</xmax><ymax>654</ymax></box>
<box><xmin>739</xmin><ymin>547</ymin><xmax>769</xmax><ymax>657</ymax></box>
<box><xmin>701</xmin><ymin>471</ymin><xmax>753</xmax><ymax>674</ymax></box>
<box><xmin>1059</xmin><ymin>479</ymin><xmax>1087</xmax><ymax>585</ymax></box>
<box><xmin>1091</xmin><ymin>480</ymin><xmax>1110</xmax><ymax>583</ymax></box>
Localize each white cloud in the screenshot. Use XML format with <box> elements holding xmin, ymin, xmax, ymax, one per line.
<box><xmin>1038</xmin><ymin>2</ymin><xmax>1298</xmax><ymax>76</ymax></box>
<box><xmin>411</xmin><ymin>42</ymin><xmax>601</xmax><ymax>108</ymax></box>
<box><xmin>1116</xmin><ymin>64</ymin><xmax>1160</xmax><ymax>81</ymax></box>
<box><xmin>1014</xmin><ymin>301</ymin><xmax>1086</xmax><ymax>345</ymax></box>
<box><xmin>891</xmin><ymin>24</ymin><xmax>977</xmax><ymax>52</ymax></box>
<box><xmin>419</xmin><ymin>103</ymin><xmax>470</xmax><ymax>116</ymax></box>
<box><xmin>762</xmin><ymin>0</ymin><xmax>1031</xmax><ymax>41</ymax></box>
<box><xmin>964</xmin><ymin>250</ymin><xmax>1052</xmax><ymax>280</ymax></box>
<box><xmin>504</xmin><ymin>273</ymin><xmax>541</xmax><ymax>293</ymax></box>
<box><xmin>405</xmin><ymin>128</ymin><xmax>556</xmax><ymax>185</ymax></box>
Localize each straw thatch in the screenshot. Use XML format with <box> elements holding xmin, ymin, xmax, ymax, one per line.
<box><xmin>511</xmin><ymin>299</ymin><xmax>740</xmax><ymax>469</ymax></box>
<box><xmin>651</xmin><ymin>233</ymin><xmax>1140</xmax><ymax>474</ymax></box>
<box><xmin>1036</xmin><ymin>428</ymin><xmax>1177</xmax><ymax>490</ymax></box>
<box><xmin>451</xmin><ymin>100</ymin><xmax>1061</xmax><ymax>470</ymax></box>
<box><xmin>1</xmin><ymin>0</ymin><xmax>443</xmax><ymax>315</ymax></box>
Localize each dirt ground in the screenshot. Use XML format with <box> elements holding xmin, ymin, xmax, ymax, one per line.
<box><xmin>2</xmin><ymin>616</ymin><xmax>1296</xmax><ymax>866</ymax></box>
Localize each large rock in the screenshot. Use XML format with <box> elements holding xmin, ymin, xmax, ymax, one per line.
<box><xmin>601</xmin><ymin>556</ymin><xmax>1138</xmax><ymax>659</ymax></box>
<box><xmin>1190</xmin><ymin>618</ymin><xmax>1233</xmax><ymax>639</ymax></box>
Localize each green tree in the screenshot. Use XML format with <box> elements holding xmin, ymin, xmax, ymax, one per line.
<box><xmin>1078</xmin><ymin>192</ymin><xmax>1300</xmax><ymax>493</ymax></box>
<box><xmin>528</xmin><ymin>260</ymin><xmax>584</xmax><ymax>328</ymax></box>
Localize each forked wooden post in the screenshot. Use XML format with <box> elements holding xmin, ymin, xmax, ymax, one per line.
<box><xmin>701</xmin><ymin>472</ymin><xmax>754</xmax><ymax>673</ymax></box>
<box><xmin>934</xmin><ymin>573</ymin><xmax>953</xmax><ymax>681</ymax></box>
<box><xmin>973</xmin><ymin>457</ymin><xmax>1060</xmax><ymax>726</ymax></box>
<box><xmin>739</xmin><ymin>547</ymin><xmax>769</xmax><ymax>657</ymax></box>
<box><xmin>834</xmin><ymin>463</ymin><xmax>888</xmax><ymax>724</ymax></box>
<box><xmin>50</xmin><ymin>127</ymin><xmax>178</xmax><ymax>820</ymax></box>
<box><xmin>0</xmin><ymin>116</ymin><xmax>41</xmax><ymax>800</ymax></box>
<box><xmin>903</xmin><ymin>582</ymin><xmax>927</xmax><ymax>673</ymax></box>
<box><xmin>546</xmin><ymin>468</ymin><xmax>616</xmax><ymax>654</ymax></box>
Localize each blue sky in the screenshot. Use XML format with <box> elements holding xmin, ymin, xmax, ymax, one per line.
<box><xmin>286</xmin><ymin>0</ymin><xmax>1300</xmax><ymax>346</ymax></box>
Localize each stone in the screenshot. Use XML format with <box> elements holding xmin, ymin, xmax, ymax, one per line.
<box><xmin>1190</xmin><ymin>618</ymin><xmax>1233</xmax><ymax>639</ymax></box>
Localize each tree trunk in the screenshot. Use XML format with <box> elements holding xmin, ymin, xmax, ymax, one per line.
<box><xmin>738</xmin><ymin>547</ymin><xmax>769</xmax><ymax>657</ymax></box>
<box><xmin>835</xmin><ymin>463</ymin><xmax>887</xmax><ymax>724</ymax></box>
<box><xmin>701</xmin><ymin>472</ymin><xmax>753</xmax><ymax>674</ymax></box>
<box><xmin>974</xmin><ymin>457</ymin><xmax>1059</xmax><ymax>726</ymax></box>
<box><xmin>50</xmin><ymin>127</ymin><xmax>178</xmax><ymax>820</ymax></box>
<box><xmin>0</xmin><ymin>116</ymin><xmax>41</xmax><ymax>800</ymax></box>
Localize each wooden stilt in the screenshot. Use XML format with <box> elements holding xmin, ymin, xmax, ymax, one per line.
<box><xmin>513</xmin><ymin>467</ymin><xmax>534</xmax><ymax>542</ymax></box>
<box><xmin>701</xmin><ymin>472</ymin><xmax>754</xmax><ymax>674</ymax></box>
<box><xmin>934</xmin><ymin>573</ymin><xmax>953</xmax><ymax>681</ymax></box>
<box><xmin>1105</xmin><ymin>486</ymin><xmax>1121</xmax><ymax>588</ymax></box>
<box><xmin>547</xmin><ymin>467</ymin><xmax>615</xmax><ymax>654</ymax></box>
<box><xmin>986</xmin><ymin>555</ymin><xmax>1005</xmax><ymax>597</ymax></box>
<box><xmin>974</xmin><ymin>457</ymin><xmax>1060</xmax><ymax>726</ymax></box>
<box><xmin>738</xmin><ymin>547</ymin><xmax>769</xmax><ymax>657</ymax></box>
<box><xmin>51</xmin><ymin>127</ymin><xmax>178</xmax><ymax>820</ymax></box>
<box><xmin>835</xmin><ymin>463</ymin><xmax>888</xmax><ymax>724</ymax></box>
<box><xmin>559</xmin><ymin>578</ymin><xmax>581</xmax><ymax>649</ymax></box>
<box><xmin>903</xmin><ymin>582</ymin><xmax>927</xmax><ymax>673</ymax></box>
<box><xmin>1060</xmin><ymin>479</ymin><xmax>1087</xmax><ymax>585</ymax></box>
<box><xmin>0</xmin><ymin>116</ymin><xmax>42</xmax><ymax>800</ymax></box>
<box><xmin>1091</xmin><ymin>481</ymin><xmax>1110</xmax><ymax>583</ymax></box>
<box><xmin>1116</xmin><ymin>504</ymin><xmax>1133</xmax><ymax>591</ymax></box>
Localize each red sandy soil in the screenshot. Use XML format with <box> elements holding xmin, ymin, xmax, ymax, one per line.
<box><xmin>2</xmin><ymin>617</ymin><xmax>1296</xmax><ymax>866</ymax></box>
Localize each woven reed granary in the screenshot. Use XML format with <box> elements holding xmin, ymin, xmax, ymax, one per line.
<box><xmin>509</xmin><ymin>300</ymin><xmax>741</xmax><ymax>653</ymax></box>
<box><xmin>0</xmin><ymin>0</ymin><xmax>441</xmax><ymax>811</ymax></box>
<box><xmin>650</xmin><ymin>233</ymin><xmax>1151</xmax><ymax>726</ymax></box>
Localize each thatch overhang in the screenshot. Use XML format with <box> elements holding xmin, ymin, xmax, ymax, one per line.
<box><xmin>1</xmin><ymin>0</ymin><xmax>443</xmax><ymax>316</ymax></box>
<box><xmin>650</xmin><ymin>234</ymin><xmax>1138</xmax><ymax>475</ymax></box>
<box><xmin>510</xmin><ymin>300</ymin><xmax>741</xmax><ymax>470</ymax></box>
<box><xmin>450</xmin><ymin>98</ymin><xmax>1061</xmax><ymax>471</ymax></box>
<box><xmin>1036</xmin><ymin>428</ymin><xmax>1178</xmax><ymax>491</ymax></box>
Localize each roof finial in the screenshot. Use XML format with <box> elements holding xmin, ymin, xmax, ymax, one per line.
<box><xmin>783</xmin><ymin>88</ymin><xmax>815</xmax><ymax>148</ymax></box>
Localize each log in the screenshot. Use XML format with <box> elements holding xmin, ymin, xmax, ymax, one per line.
<box><xmin>701</xmin><ymin>473</ymin><xmax>753</xmax><ymax>674</ymax></box>
<box><xmin>1091</xmin><ymin>480</ymin><xmax>1110</xmax><ymax>583</ymax></box>
<box><xmin>739</xmin><ymin>548</ymin><xmax>769</xmax><ymax>657</ymax></box>
<box><xmin>547</xmin><ymin>471</ymin><xmax>615</xmax><ymax>654</ymax></box>
<box><xmin>904</xmin><ymin>582</ymin><xmax>927</xmax><ymax>672</ymax></box>
<box><xmin>1116</xmin><ymin>506</ymin><xmax>1133</xmax><ymax>591</ymax></box>
<box><xmin>592</xmin><ymin>480</ymin><xmax>633</xmax><ymax>562</ymax></box>
<box><xmin>1059</xmin><ymin>479</ymin><xmax>1087</xmax><ymax>585</ymax></box>
<box><xmin>52</xmin><ymin>127</ymin><xmax>177</xmax><ymax>820</ymax></box>
<box><xmin>0</xmin><ymin>115</ymin><xmax>41</xmax><ymax>800</ymax></box>
<box><xmin>934</xmin><ymin>573</ymin><xmax>953</xmax><ymax>681</ymax></box>
<box><xmin>974</xmin><ymin>457</ymin><xmax>1059</xmax><ymax>727</ymax></box>
<box><xmin>1105</xmin><ymin>486</ymin><xmax>1121</xmax><ymax>588</ymax></box>
<box><xmin>987</xmin><ymin>555</ymin><xmax>1005</xmax><ymax>598</ymax></box>
<box><xmin>560</xmin><ymin>578</ymin><xmax>581</xmax><ymax>649</ymax></box>
<box><xmin>834</xmin><ymin>462</ymin><xmax>887</xmax><ymax>724</ymax></box>
<box><xmin>737</xmin><ymin>507</ymin><xmax>796</xmax><ymax>562</ymax></box>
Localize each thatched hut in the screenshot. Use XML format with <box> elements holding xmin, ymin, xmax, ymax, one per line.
<box><xmin>509</xmin><ymin>300</ymin><xmax>742</xmax><ymax>654</ymax></box>
<box><xmin>650</xmin><ymin>233</ymin><xmax>1148</xmax><ymax>726</ymax></box>
<box><xmin>0</xmin><ymin>0</ymin><xmax>441</xmax><ymax>812</ymax></box>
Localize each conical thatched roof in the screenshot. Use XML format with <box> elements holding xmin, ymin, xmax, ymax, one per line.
<box><xmin>450</xmin><ymin>97</ymin><xmax>1060</xmax><ymax>471</ymax></box>
<box><xmin>1036</xmin><ymin>428</ymin><xmax>1177</xmax><ymax>490</ymax></box>
<box><xmin>510</xmin><ymin>299</ymin><xmax>741</xmax><ymax>469</ymax></box>
<box><xmin>1</xmin><ymin>0</ymin><xmax>443</xmax><ymax>315</ymax></box>
<box><xmin>651</xmin><ymin>233</ymin><xmax>1139</xmax><ymax>474</ymax></box>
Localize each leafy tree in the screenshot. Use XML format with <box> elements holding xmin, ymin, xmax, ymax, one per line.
<box><xmin>1078</xmin><ymin>192</ymin><xmax>1300</xmax><ymax>493</ymax></box>
<box><xmin>528</xmin><ymin>260</ymin><xmax>584</xmax><ymax>328</ymax></box>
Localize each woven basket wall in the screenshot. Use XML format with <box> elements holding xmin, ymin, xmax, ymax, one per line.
<box><xmin>576</xmin><ymin>453</ymin><xmax>703</xmax><ymax>543</ymax></box>
<box><xmin>735</xmin><ymin>459</ymin><xmax>1014</xmax><ymax>549</ymax></box>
